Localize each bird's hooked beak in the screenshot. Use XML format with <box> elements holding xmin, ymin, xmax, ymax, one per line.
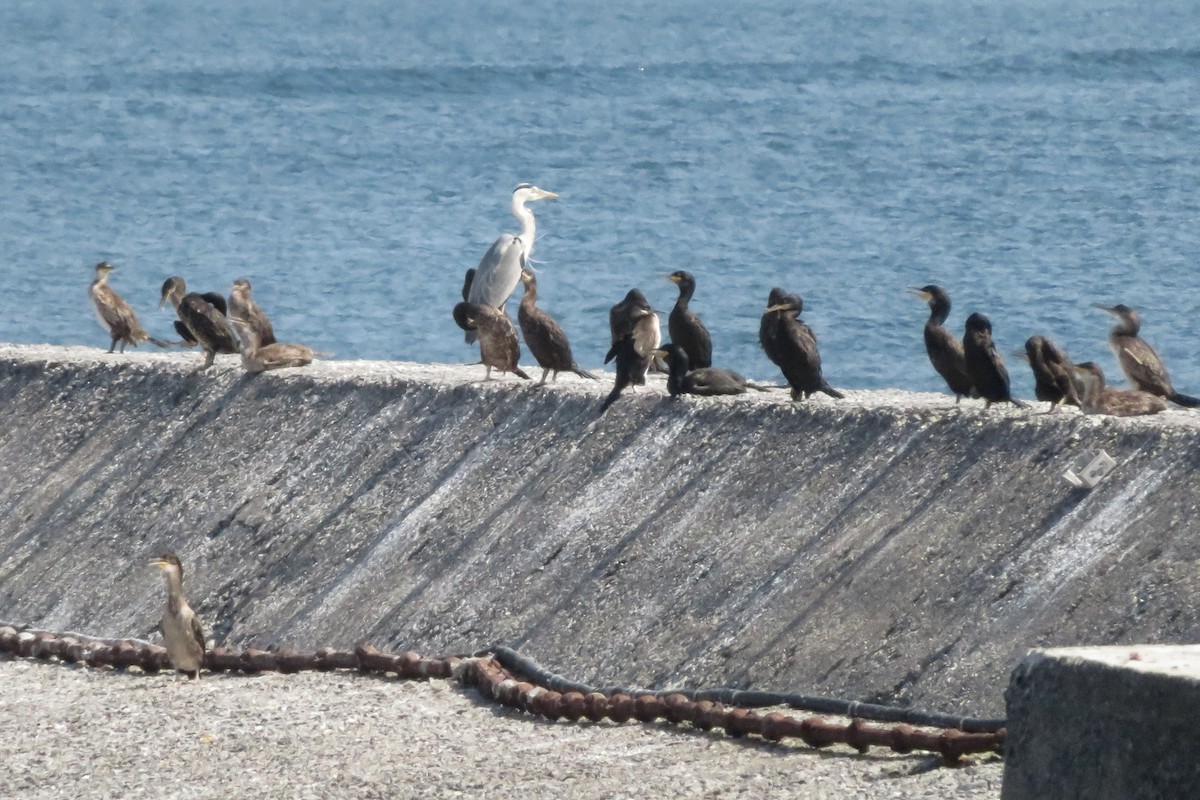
<box><xmin>650</xmin><ymin>348</ymin><xmax>668</xmax><ymax>359</ymax></box>
<box><xmin>764</xmin><ymin>302</ymin><xmax>795</xmax><ymax>313</ymax></box>
<box><xmin>519</xmin><ymin>269</ymin><xmax>534</xmax><ymax>283</ymax></box>
<box><xmin>1094</xmin><ymin>303</ymin><xmax>1119</xmax><ymax>316</ymax></box>
<box><xmin>907</xmin><ymin>287</ymin><xmax>932</xmax><ymax>301</ymax></box>
<box><xmin>662</xmin><ymin>273</ymin><xmax>681</xmax><ymax>284</ymax></box>
<box><xmin>148</xmin><ymin>557</ymin><xmax>168</xmax><ymax>571</ymax></box>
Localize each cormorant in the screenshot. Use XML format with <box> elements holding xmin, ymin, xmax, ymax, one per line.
<box><xmin>605</xmin><ymin>289</ymin><xmax>660</xmax><ymax>386</ymax></box>
<box><xmin>1098</xmin><ymin>304</ymin><xmax>1200</xmax><ymax>407</ymax></box>
<box><xmin>654</xmin><ymin>343</ymin><xmax>764</xmax><ymax>397</ymax></box>
<box><xmin>909</xmin><ymin>285</ymin><xmax>974</xmax><ymax>402</ymax></box>
<box><xmin>229</xmin><ymin>318</ymin><xmax>317</xmax><ymax>373</ymax></box>
<box><xmin>1023</xmin><ymin>335</ymin><xmax>1080</xmax><ymax>412</ymax></box>
<box><xmin>149</xmin><ymin>553</ymin><xmax>206</xmax><ymax>681</ymax></box>
<box><xmin>664</xmin><ymin>270</ymin><xmax>712</xmax><ymax>369</ymax></box>
<box><xmin>1071</xmin><ymin>361</ymin><xmax>1167</xmax><ymax>417</ymax></box>
<box><xmin>228</xmin><ymin>278</ymin><xmax>276</xmax><ymax>349</ymax></box>
<box><xmin>759</xmin><ymin>289</ymin><xmax>844</xmax><ymax>401</ymax></box>
<box><xmin>453</xmin><ymin>302</ymin><xmax>530</xmax><ymax>380</ymax></box>
<box><xmin>600</xmin><ymin>333</ymin><xmax>644</xmax><ymax>413</ymax></box>
<box><xmin>88</xmin><ymin>262</ymin><xmax>170</xmax><ymax>353</ymax></box>
<box><xmin>160</xmin><ymin>277</ymin><xmax>240</xmax><ymax>368</ymax></box>
<box><xmin>962</xmin><ymin>312</ymin><xmax>1026</xmax><ymax>408</ymax></box>
<box><xmin>517</xmin><ymin>269</ymin><xmax>595</xmax><ymax>384</ymax></box>
<box><xmin>464</xmin><ymin>183</ymin><xmax>558</xmax><ymax>343</ymax></box>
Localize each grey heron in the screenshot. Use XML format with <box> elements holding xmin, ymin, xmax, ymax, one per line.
<box><xmin>463</xmin><ymin>183</ymin><xmax>559</xmax><ymax>343</ymax></box>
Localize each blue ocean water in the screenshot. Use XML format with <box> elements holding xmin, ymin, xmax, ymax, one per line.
<box><xmin>3</xmin><ymin>0</ymin><xmax>1200</xmax><ymax>395</ymax></box>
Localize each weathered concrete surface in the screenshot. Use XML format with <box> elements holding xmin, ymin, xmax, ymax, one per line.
<box><xmin>1002</xmin><ymin>645</ymin><xmax>1200</xmax><ymax>799</ymax></box>
<box><xmin>2</xmin><ymin>344</ymin><xmax>1199</xmax><ymax>717</ymax></box>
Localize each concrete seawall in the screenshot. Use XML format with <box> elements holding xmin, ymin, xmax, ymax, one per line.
<box><xmin>2</xmin><ymin>344</ymin><xmax>1197</xmax><ymax>717</ymax></box>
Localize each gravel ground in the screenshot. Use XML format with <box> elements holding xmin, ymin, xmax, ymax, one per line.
<box><xmin>1</xmin><ymin>657</ymin><xmax>1002</xmax><ymax>800</ymax></box>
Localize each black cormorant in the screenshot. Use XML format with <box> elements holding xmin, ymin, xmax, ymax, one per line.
<box><xmin>654</xmin><ymin>343</ymin><xmax>764</xmax><ymax>396</ymax></box>
<box><xmin>909</xmin><ymin>284</ymin><xmax>973</xmax><ymax>402</ymax></box>
<box><xmin>88</xmin><ymin>262</ymin><xmax>169</xmax><ymax>353</ymax></box>
<box><xmin>1098</xmin><ymin>304</ymin><xmax>1199</xmax><ymax>407</ymax></box>
<box><xmin>517</xmin><ymin>269</ymin><xmax>595</xmax><ymax>384</ymax></box>
<box><xmin>453</xmin><ymin>302</ymin><xmax>530</xmax><ymax>380</ymax></box>
<box><xmin>605</xmin><ymin>289</ymin><xmax>660</xmax><ymax>385</ymax></box>
<box><xmin>160</xmin><ymin>277</ymin><xmax>240</xmax><ymax>367</ymax></box>
<box><xmin>228</xmin><ymin>317</ymin><xmax>318</xmax><ymax>373</ymax></box>
<box><xmin>149</xmin><ymin>553</ymin><xmax>206</xmax><ymax>681</ymax></box>
<box><xmin>664</xmin><ymin>270</ymin><xmax>712</xmax><ymax>369</ymax></box>
<box><xmin>962</xmin><ymin>312</ymin><xmax>1026</xmax><ymax>408</ymax></box>
<box><xmin>228</xmin><ymin>278</ymin><xmax>276</xmax><ymax>349</ymax></box>
<box><xmin>1023</xmin><ymin>335</ymin><xmax>1079</xmax><ymax>412</ymax></box>
<box><xmin>1071</xmin><ymin>361</ymin><xmax>1167</xmax><ymax>417</ymax></box>
<box><xmin>759</xmin><ymin>289</ymin><xmax>843</xmax><ymax>401</ymax></box>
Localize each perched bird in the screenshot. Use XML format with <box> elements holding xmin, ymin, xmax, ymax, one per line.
<box><xmin>605</xmin><ymin>289</ymin><xmax>660</xmax><ymax>387</ymax></box>
<box><xmin>1023</xmin><ymin>335</ymin><xmax>1080</xmax><ymax>412</ymax></box>
<box><xmin>88</xmin><ymin>262</ymin><xmax>169</xmax><ymax>353</ymax></box>
<box><xmin>464</xmin><ymin>183</ymin><xmax>559</xmax><ymax>343</ymax></box>
<box><xmin>229</xmin><ymin>318</ymin><xmax>318</xmax><ymax>373</ymax></box>
<box><xmin>160</xmin><ymin>277</ymin><xmax>240</xmax><ymax>368</ymax></box>
<box><xmin>1098</xmin><ymin>304</ymin><xmax>1200</xmax><ymax>408</ymax></box>
<box><xmin>517</xmin><ymin>269</ymin><xmax>595</xmax><ymax>384</ymax></box>
<box><xmin>228</xmin><ymin>278</ymin><xmax>276</xmax><ymax>349</ymax></box>
<box><xmin>909</xmin><ymin>285</ymin><xmax>974</xmax><ymax>402</ymax></box>
<box><xmin>453</xmin><ymin>302</ymin><xmax>530</xmax><ymax>380</ymax></box>
<box><xmin>759</xmin><ymin>289</ymin><xmax>843</xmax><ymax>401</ymax></box>
<box><xmin>962</xmin><ymin>312</ymin><xmax>1026</xmax><ymax>409</ymax></box>
<box><xmin>664</xmin><ymin>270</ymin><xmax>712</xmax><ymax>369</ymax></box>
<box><xmin>600</xmin><ymin>334</ymin><xmax>645</xmax><ymax>413</ymax></box>
<box><xmin>1071</xmin><ymin>361</ymin><xmax>1166</xmax><ymax>417</ymax></box>
<box><xmin>654</xmin><ymin>343</ymin><xmax>764</xmax><ymax>397</ymax></box>
<box><xmin>149</xmin><ymin>553</ymin><xmax>206</xmax><ymax>681</ymax></box>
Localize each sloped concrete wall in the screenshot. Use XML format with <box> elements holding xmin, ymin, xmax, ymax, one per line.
<box><xmin>1</xmin><ymin>344</ymin><xmax>1198</xmax><ymax>716</ymax></box>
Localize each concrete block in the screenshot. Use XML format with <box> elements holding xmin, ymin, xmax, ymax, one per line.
<box><xmin>1002</xmin><ymin>645</ymin><xmax>1200</xmax><ymax>799</ymax></box>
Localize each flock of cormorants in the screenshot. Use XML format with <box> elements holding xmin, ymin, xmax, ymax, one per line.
<box><xmin>453</xmin><ymin>184</ymin><xmax>1198</xmax><ymax>418</ymax></box>
<box><xmin>87</xmin><ymin>182</ymin><xmax>1197</xmax><ymax>419</ymax></box>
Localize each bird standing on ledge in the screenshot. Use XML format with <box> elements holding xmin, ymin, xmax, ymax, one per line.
<box><xmin>149</xmin><ymin>553</ymin><xmax>206</xmax><ymax>681</ymax></box>
<box><xmin>453</xmin><ymin>302</ymin><xmax>530</xmax><ymax>380</ymax></box>
<box><xmin>517</xmin><ymin>269</ymin><xmax>595</xmax><ymax>384</ymax></box>
<box><xmin>909</xmin><ymin>284</ymin><xmax>973</xmax><ymax>403</ymax></box>
<box><xmin>962</xmin><ymin>312</ymin><xmax>1026</xmax><ymax>409</ymax></box>
<box><xmin>88</xmin><ymin>262</ymin><xmax>169</xmax><ymax>353</ymax></box>
<box><xmin>160</xmin><ymin>276</ymin><xmax>240</xmax><ymax>368</ymax></box>
<box><xmin>1098</xmin><ymin>303</ymin><xmax>1200</xmax><ymax>408</ymax></box>
<box><xmin>228</xmin><ymin>278</ymin><xmax>277</xmax><ymax>350</ymax></box>
<box><xmin>664</xmin><ymin>270</ymin><xmax>712</xmax><ymax>369</ymax></box>
<box><xmin>463</xmin><ymin>183</ymin><xmax>559</xmax><ymax>343</ymax></box>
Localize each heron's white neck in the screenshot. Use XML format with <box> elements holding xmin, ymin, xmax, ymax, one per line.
<box><xmin>511</xmin><ymin>194</ymin><xmax>537</xmax><ymax>253</ymax></box>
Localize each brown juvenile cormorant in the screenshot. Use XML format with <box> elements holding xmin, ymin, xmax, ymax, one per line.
<box><xmin>1071</xmin><ymin>361</ymin><xmax>1167</xmax><ymax>417</ymax></box>
<box><xmin>229</xmin><ymin>318</ymin><xmax>318</xmax><ymax>373</ymax></box>
<box><xmin>600</xmin><ymin>333</ymin><xmax>645</xmax><ymax>413</ymax></box>
<box><xmin>464</xmin><ymin>183</ymin><xmax>559</xmax><ymax>343</ymax></box>
<box><xmin>909</xmin><ymin>284</ymin><xmax>974</xmax><ymax>402</ymax></box>
<box><xmin>664</xmin><ymin>270</ymin><xmax>712</xmax><ymax>369</ymax></box>
<box><xmin>654</xmin><ymin>343</ymin><xmax>765</xmax><ymax>397</ymax></box>
<box><xmin>605</xmin><ymin>289</ymin><xmax>660</xmax><ymax>385</ymax></box>
<box><xmin>1098</xmin><ymin>304</ymin><xmax>1200</xmax><ymax>407</ymax></box>
<box><xmin>149</xmin><ymin>553</ymin><xmax>206</xmax><ymax>681</ymax></box>
<box><xmin>453</xmin><ymin>302</ymin><xmax>530</xmax><ymax>380</ymax></box>
<box><xmin>228</xmin><ymin>278</ymin><xmax>277</xmax><ymax>349</ymax></box>
<box><xmin>962</xmin><ymin>312</ymin><xmax>1026</xmax><ymax>408</ymax></box>
<box><xmin>759</xmin><ymin>289</ymin><xmax>843</xmax><ymax>401</ymax></box>
<box><xmin>1023</xmin><ymin>335</ymin><xmax>1080</xmax><ymax>412</ymax></box>
<box><xmin>160</xmin><ymin>277</ymin><xmax>240</xmax><ymax>368</ymax></box>
<box><xmin>517</xmin><ymin>269</ymin><xmax>595</xmax><ymax>384</ymax></box>
<box><xmin>88</xmin><ymin>262</ymin><xmax>170</xmax><ymax>353</ymax></box>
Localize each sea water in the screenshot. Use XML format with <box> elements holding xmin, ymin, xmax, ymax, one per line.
<box><xmin>3</xmin><ymin>0</ymin><xmax>1200</xmax><ymax>395</ymax></box>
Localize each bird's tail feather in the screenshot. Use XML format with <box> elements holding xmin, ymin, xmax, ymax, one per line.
<box><xmin>465</xmin><ymin>331</ymin><xmax>478</xmax><ymax>345</ymax></box>
<box><xmin>514</xmin><ymin>366</ymin><xmax>531</xmax><ymax>380</ymax></box>
<box><xmin>573</xmin><ymin>366</ymin><xmax>598</xmax><ymax>380</ymax></box>
<box><xmin>745</xmin><ymin>381</ymin><xmax>771</xmax><ymax>392</ymax></box>
<box><xmin>821</xmin><ymin>383</ymin><xmax>845</xmax><ymax>400</ymax></box>
<box><xmin>600</xmin><ymin>387</ymin><xmax>622</xmax><ymax>413</ymax></box>
<box><xmin>1168</xmin><ymin>391</ymin><xmax>1200</xmax><ymax>408</ymax></box>
<box><xmin>1010</xmin><ymin>397</ymin><xmax>1029</xmax><ymax>409</ymax></box>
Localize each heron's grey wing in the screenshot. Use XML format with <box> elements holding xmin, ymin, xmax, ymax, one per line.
<box><xmin>467</xmin><ymin>234</ymin><xmax>525</xmax><ymax>310</ymax></box>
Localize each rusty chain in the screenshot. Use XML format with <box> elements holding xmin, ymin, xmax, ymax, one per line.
<box><xmin>0</xmin><ymin>623</ymin><xmax>1003</xmax><ymax>765</ymax></box>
